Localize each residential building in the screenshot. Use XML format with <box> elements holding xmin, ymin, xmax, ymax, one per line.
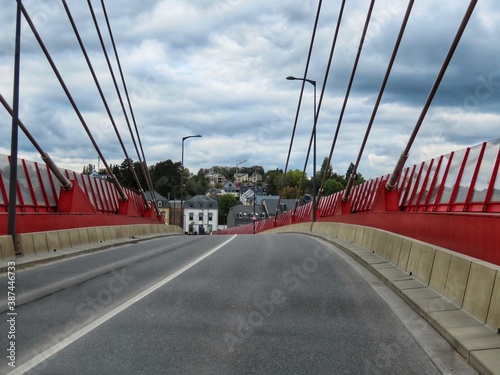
<box><xmin>144</xmin><ymin>191</ymin><xmax>171</xmax><ymax>224</ymax></box>
<box><xmin>205</xmin><ymin>170</ymin><xmax>227</xmax><ymax>186</ymax></box>
<box><xmin>240</xmin><ymin>185</ymin><xmax>268</xmax><ymax>205</ymax></box>
<box><xmin>183</xmin><ymin>195</ymin><xmax>219</xmax><ymax>234</ymax></box>
<box><xmin>226</xmin><ymin>198</ymin><xmax>303</xmax><ymax>228</ymax></box>
<box><xmin>221</xmin><ymin>181</ymin><xmax>239</xmax><ymax>197</ymax></box>
<box><xmin>234</xmin><ymin>173</ymin><xmax>249</xmax><ymax>184</ymax></box>
<box><xmin>234</xmin><ymin>172</ymin><xmax>263</xmax><ymax>184</ymax></box>
<box><xmin>227</xmin><ymin>204</ymin><xmax>267</xmax><ymax>228</ymax></box>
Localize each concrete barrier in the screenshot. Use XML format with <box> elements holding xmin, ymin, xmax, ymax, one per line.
<box><xmin>87</xmin><ymin>227</ymin><xmax>98</xmax><ymax>245</ymax></box>
<box><xmin>57</xmin><ymin>230</ymin><xmax>72</xmax><ymax>250</ymax></box>
<box><xmin>16</xmin><ymin>233</ymin><xmax>35</xmax><ymax>256</ymax></box>
<box><xmin>443</xmin><ymin>255</ymin><xmax>471</xmax><ymax>307</ymax></box>
<box><xmin>46</xmin><ymin>231</ymin><xmax>62</xmax><ymax>252</ymax></box>
<box><xmin>78</xmin><ymin>228</ymin><xmax>90</xmax><ymax>245</ymax></box>
<box><xmin>463</xmin><ymin>262</ymin><xmax>497</xmax><ymax>324</ymax></box>
<box><xmin>68</xmin><ymin>229</ymin><xmax>82</xmax><ymax>248</ymax></box>
<box><xmin>406</xmin><ymin>242</ymin><xmax>436</xmax><ymax>286</ymax></box>
<box><xmin>0</xmin><ymin>224</ymin><xmax>183</xmax><ymax>260</ymax></box>
<box><xmin>0</xmin><ymin>235</ymin><xmax>16</xmax><ymax>260</ymax></box>
<box><xmin>32</xmin><ymin>232</ymin><xmax>49</xmax><ymax>254</ymax></box>
<box><xmin>95</xmin><ymin>227</ymin><xmax>105</xmax><ymax>244</ymax></box>
<box><xmin>487</xmin><ymin>272</ymin><xmax>500</xmax><ymax>329</ymax></box>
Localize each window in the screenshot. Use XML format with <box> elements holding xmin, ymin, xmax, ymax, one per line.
<box><xmin>189</xmin><ymin>213</ymin><xmax>193</xmax><ymax>220</ymax></box>
<box><xmin>261</xmin><ymin>213</ymin><xmax>266</xmax><ymax>218</ymax></box>
<box><xmin>208</xmin><ymin>213</ymin><xmax>213</xmax><ymax>221</ymax></box>
<box><xmin>238</xmin><ymin>212</ymin><xmax>243</xmax><ymax>218</ymax></box>
<box><xmin>198</xmin><ymin>213</ymin><xmax>203</xmax><ymax>221</ymax></box>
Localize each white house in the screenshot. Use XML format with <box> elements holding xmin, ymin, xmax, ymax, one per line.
<box><xmin>183</xmin><ymin>195</ymin><xmax>218</xmax><ymax>234</ymax></box>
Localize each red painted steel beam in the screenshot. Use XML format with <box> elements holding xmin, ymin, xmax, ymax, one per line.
<box><xmin>318</xmin><ymin>212</ymin><xmax>500</xmax><ymax>266</ymax></box>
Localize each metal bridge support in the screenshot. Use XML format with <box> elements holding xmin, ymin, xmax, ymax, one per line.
<box><xmin>57</xmin><ymin>181</ymin><xmax>97</xmax><ymax>213</ymax></box>
<box><xmin>118</xmin><ymin>199</ymin><xmax>142</xmax><ymax>217</ymax></box>
<box><xmin>372</xmin><ymin>182</ymin><xmax>400</xmax><ymax>213</ymax></box>
<box><xmin>334</xmin><ymin>200</ymin><xmax>351</xmax><ymax>216</ymax></box>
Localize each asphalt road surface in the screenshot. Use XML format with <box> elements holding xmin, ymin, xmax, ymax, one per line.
<box><xmin>1</xmin><ymin>234</ymin><xmax>477</xmax><ymax>375</ymax></box>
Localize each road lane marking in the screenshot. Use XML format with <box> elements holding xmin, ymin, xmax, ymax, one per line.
<box><xmin>8</xmin><ymin>235</ymin><xmax>237</xmax><ymax>375</ymax></box>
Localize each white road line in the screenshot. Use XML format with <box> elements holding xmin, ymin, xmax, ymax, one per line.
<box><xmin>9</xmin><ymin>235</ymin><xmax>237</xmax><ymax>375</ymax></box>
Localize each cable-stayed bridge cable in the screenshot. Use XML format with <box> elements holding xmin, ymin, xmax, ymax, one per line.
<box><xmin>274</xmin><ymin>0</ymin><xmax>323</xmax><ymax>223</ymax></box>
<box><xmin>62</xmin><ymin>0</ymin><xmax>152</xmax><ymax>212</ymax></box>
<box><xmin>386</xmin><ymin>0</ymin><xmax>479</xmax><ymax>190</ymax></box>
<box><xmin>18</xmin><ymin>2</ymin><xmax>128</xmax><ymax>202</ymax></box>
<box><xmin>0</xmin><ymin>93</ymin><xmax>73</xmax><ymax>190</ymax></box>
<box><xmin>343</xmin><ymin>0</ymin><xmax>415</xmax><ymax>202</ymax></box>
<box><xmin>87</xmin><ymin>0</ymin><xmax>159</xmax><ymax>215</ymax></box>
<box><xmin>318</xmin><ymin>0</ymin><xmax>376</xmax><ymax>203</ymax></box>
<box><xmin>291</xmin><ymin>0</ymin><xmax>347</xmax><ymax>217</ymax></box>
<box><xmin>99</xmin><ymin>0</ymin><xmax>156</xmax><ymax>197</ymax></box>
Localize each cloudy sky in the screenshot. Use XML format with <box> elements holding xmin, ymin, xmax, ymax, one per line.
<box><xmin>0</xmin><ymin>0</ymin><xmax>499</xmax><ymax>179</ymax></box>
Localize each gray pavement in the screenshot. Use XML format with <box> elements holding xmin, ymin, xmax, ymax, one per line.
<box><xmin>0</xmin><ymin>235</ymin><xmax>492</xmax><ymax>374</ymax></box>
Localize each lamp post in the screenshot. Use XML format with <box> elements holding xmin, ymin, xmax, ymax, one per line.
<box><xmin>286</xmin><ymin>76</ymin><xmax>317</xmax><ymax>222</ymax></box>
<box><xmin>181</xmin><ymin>135</ymin><xmax>202</xmax><ymax>232</ymax></box>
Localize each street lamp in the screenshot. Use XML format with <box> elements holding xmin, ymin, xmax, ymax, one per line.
<box><xmin>286</xmin><ymin>76</ymin><xmax>317</xmax><ymax>222</ymax></box>
<box><xmin>181</xmin><ymin>134</ymin><xmax>202</xmax><ymax>232</ymax></box>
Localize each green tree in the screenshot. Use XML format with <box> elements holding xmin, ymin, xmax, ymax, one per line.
<box><xmin>150</xmin><ymin>160</ymin><xmax>181</xmax><ymax>187</ymax></box>
<box><xmin>281</xmin><ymin>186</ymin><xmax>299</xmax><ymax>199</ymax></box>
<box><xmin>345</xmin><ymin>162</ymin><xmax>355</xmax><ymax>182</ymax></box>
<box><xmin>185</xmin><ymin>174</ymin><xmax>209</xmax><ymax>197</ymax></box>
<box><xmin>345</xmin><ymin>162</ymin><xmax>366</xmax><ymax>186</ymax></box>
<box><xmin>322</xmin><ymin>179</ymin><xmax>344</xmax><ymax>196</ymax></box>
<box><xmin>264</xmin><ymin>169</ymin><xmax>283</xmax><ymax>195</ymax></box>
<box><xmin>113</xmin><ymin>159</ymin><xmax>150</xmax><ymax>192</ymax></box>
<box><xmin>286</xmin><ymin>169</ymin><xmax>304</xmax><ymax>187</ymax></box>
<box><xmin>218</xmin><ymin>194</ymin><xmax>239</xmax><ymax>224</ymax></box>
<box><xmin>239</xmin><ymin>165</ymin><xmax>265</xmax><ymax>176</ymax></box>
<box><xmin>319</xmin><ymin>157</ymin><xmax>333</xmax><ymax>180</ymax></box>
<box><xmin>155</xmin><ymin>176</ymin><xmax>171</xmax><ymax>198</ymax></box>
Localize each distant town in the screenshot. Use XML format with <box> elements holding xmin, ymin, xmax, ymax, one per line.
<box><xmin>82</xmin><ymin>158</ymin><xmax>365</xmax><ymax>234</ymax></box>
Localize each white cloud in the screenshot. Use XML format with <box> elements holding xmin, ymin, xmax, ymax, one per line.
<box><xmin>0</xmin><ymin>0</ymin><xmax>498</xmax><ymax>182</ymax></box>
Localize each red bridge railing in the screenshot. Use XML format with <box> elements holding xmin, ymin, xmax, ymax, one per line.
<box><xmin>0</xmin><ymin>154</ymin><xmax>160</xmax><ymax>235</ymax></box>
<box><xmin>216</xmin><ymin>140</ymin><xmax>500</xmax><ymax>265</ymax></box>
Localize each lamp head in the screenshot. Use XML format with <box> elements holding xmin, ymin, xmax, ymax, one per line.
<box><xmin>182</xmin><ymin>134</ymin><xmax>202</xmax><ymax>141</ymax></box>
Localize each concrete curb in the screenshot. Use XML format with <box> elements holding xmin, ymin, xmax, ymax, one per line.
<box><xmin>0</xmin><ymin>224</ymin><xmax>184</xmax><ymax>261</ymax></box>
